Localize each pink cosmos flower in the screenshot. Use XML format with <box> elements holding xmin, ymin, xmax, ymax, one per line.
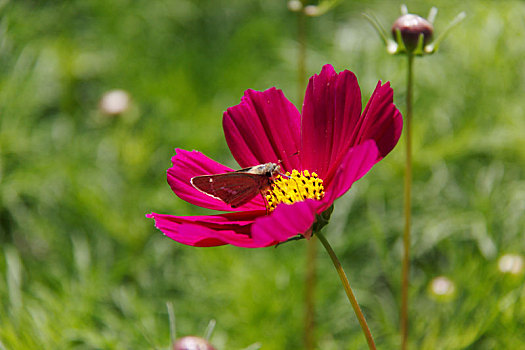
<box><xmin>147</xmin><ymin>65</ymin><xmax>402</xmax><ymax>248</ymax></box>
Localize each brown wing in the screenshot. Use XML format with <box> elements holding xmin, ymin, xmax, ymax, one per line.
<box><xmin>191</xmin><ymin>173</ymin><xmax>269</xmax><ymax>208</ymax></box>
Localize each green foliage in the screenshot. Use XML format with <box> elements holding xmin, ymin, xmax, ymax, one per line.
<box><xmin>0</xmin><ymin>0</ymin><xmax>524</xmax><ymax>348</ymax></box>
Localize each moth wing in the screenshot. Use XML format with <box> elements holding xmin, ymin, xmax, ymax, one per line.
<box><xmin>191</xmin><ymin>173</ymin><xmax>267</xmax><ymax>208</ymax></box>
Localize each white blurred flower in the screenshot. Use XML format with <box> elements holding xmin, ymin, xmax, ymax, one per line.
<box><xmin>304</xmin><ymin>5</ymin><xmax>319</xmax><ymax>16</ymax></box>
<box><xmin>287</xmin><ymin>0</ymin><xmax>302</xmax><ymax>12</ymax></box>
<box><xmin>173</xmin><ymin>336</ymin><xmax>216</xmax><ymax>350</ymax></box>
<box><xmin>430</xmin><ymin>276</ymin><xmax>455</xmax><ymax>297</ymax></box>
<box><xmin>498</xmin><ymin>254</ymin><xmax>524</xmax><ymax>275</ymax></box>
<box><xmin>100</xmin><ymin>89</ymin><xmax>130</xmax><ymax>115</ymax></box>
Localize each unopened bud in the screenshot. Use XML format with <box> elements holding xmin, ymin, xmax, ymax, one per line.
<box><xmin>173</xmin><ymin>336</ymin><xmax>216</xmax><ymax>350</ymax></box>
<box><xmin>391</xmin><ymin>14</ymin><xmax>433</xmax><ymax>52</ymax></box>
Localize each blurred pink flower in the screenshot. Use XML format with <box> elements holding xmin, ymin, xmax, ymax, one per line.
<box><xmin>147</xmin><ymin>64</ymin><xmax>402</xmax><ymax>247</ymax></box>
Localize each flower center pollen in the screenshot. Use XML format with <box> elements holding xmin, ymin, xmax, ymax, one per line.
<box><xmin>265</xmin><ymin>169</ymin><xmax>324</xmax><ymax>211</ymax></box>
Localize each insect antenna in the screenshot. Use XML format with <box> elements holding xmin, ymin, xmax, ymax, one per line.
<box><xmin>275</xmin><ymin>151</ymin><xmax>300</xmax><ymax>175</ymax></box>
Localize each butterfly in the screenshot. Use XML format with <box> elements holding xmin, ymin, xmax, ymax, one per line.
<box><xmin>191</xmin><ymin>163</ymin><xmax>281</xmax><ymax>208</ymax></box>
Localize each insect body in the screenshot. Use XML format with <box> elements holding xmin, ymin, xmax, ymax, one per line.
<box><xmin>190</xmin><ymin>163</ymin><xmax>281</xmax><ymax>208</ymax></box>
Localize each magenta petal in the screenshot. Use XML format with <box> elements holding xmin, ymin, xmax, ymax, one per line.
<box><xmin>251</xmin><ymin>200</ymin><xmax>318</xmax><ymax>245</ymax></box>
<box><xmin>147</xmin><ymin>210</ymin><xmax>276</xmax><ymax>248</ymax></box>
<box><xmin>322</xmin><ymin>140</ymin><xmax>379</xmax><ymax>206</ymax></box>
<box><xmin>301</xmin><ymin>65</ymin><xmax>363</xmax><ymax>179</ymax></box>
<box><xmin>352</xmin><ymin>81</ymin><xmax>403</xmax><ymax>159</ymax></box>
<box><xmin>223</xmin><ymin>88</ymin><xmax>301</xmax><ymax>172</ymax></box>
<box><xmin>147</xmin><ymin>212</ymin><xmax>228</xmax><ymax>247</ymax></box>
<box><xmin>167</xmin><ymin>149</ymin><xmax>265</xmax><ymax>211</ymax></box>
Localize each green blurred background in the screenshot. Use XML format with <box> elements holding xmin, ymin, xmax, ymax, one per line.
<box><xmin>0</xmin><ymin>0</ymin><xmax>524</xmax><ymax>349</ymax></box>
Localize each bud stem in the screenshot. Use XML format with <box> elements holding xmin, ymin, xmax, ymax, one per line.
<box><xmin>315</xmin><ymin>230</ymin><xmax>377</xmax><ymax>350</ymax></box>
<box><xmin>401</xmin><ymin>53</ymin><xmax>414</xmax><ymax>350</ymax></box>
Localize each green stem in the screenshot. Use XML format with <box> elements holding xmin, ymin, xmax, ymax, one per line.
<box><xmin>316</xmin><ymin>230</ymin><xmax>377</xmax><ymax>350</ymax></box>
<box><xmin>401</xmin><ymin>53</ymin><xmax>414</xmax><ymax>350</ymax></box>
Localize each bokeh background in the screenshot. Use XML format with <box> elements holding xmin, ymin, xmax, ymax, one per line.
<box><xmin>1</xmin><ymin>0</ymin><xmax>524</xmax><ymax>349</ymax></box>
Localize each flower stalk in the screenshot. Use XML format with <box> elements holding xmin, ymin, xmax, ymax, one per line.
<box><xmin>401</xmin><ymin>52</ymin><xmax>414</xmax><ymax>350</ymax></box>
<box><xmin>315</xmin><ymin>229</ymin><xmax>377</xmax><ymax>350</ymax></box>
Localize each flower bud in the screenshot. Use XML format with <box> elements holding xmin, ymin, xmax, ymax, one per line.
<box><xmin>391</xmin><ymin>14</ymin><xmax>433</xmax><ymax>52</ymax></box>
<box><xmin>173</xmin><ymin>336</ymin><xmax>216</xmax><ymax>350</ymax></box>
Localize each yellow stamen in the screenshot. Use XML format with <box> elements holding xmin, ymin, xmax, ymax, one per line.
<box><xmin>265</xmin><ymin>169</ymin><xmax>324</xmax><ymax>211</ymax></box>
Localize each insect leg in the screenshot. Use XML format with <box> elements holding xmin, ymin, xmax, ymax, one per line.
<box><xmin>260</xmin><ymin>190</ymin><xmax>270</xmax><ymax>215</ymax></box>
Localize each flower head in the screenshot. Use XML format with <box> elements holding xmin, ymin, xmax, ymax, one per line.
<box><xmin>147</xmin><ymin>65</ymin><xmax>402</xmax><ymax>247</ymax></box>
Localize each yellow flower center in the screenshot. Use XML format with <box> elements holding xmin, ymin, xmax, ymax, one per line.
<box><xmin>265</xmin><ymin>169</ymin><xmax>325</xmax><ymax>211</ymax></box>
